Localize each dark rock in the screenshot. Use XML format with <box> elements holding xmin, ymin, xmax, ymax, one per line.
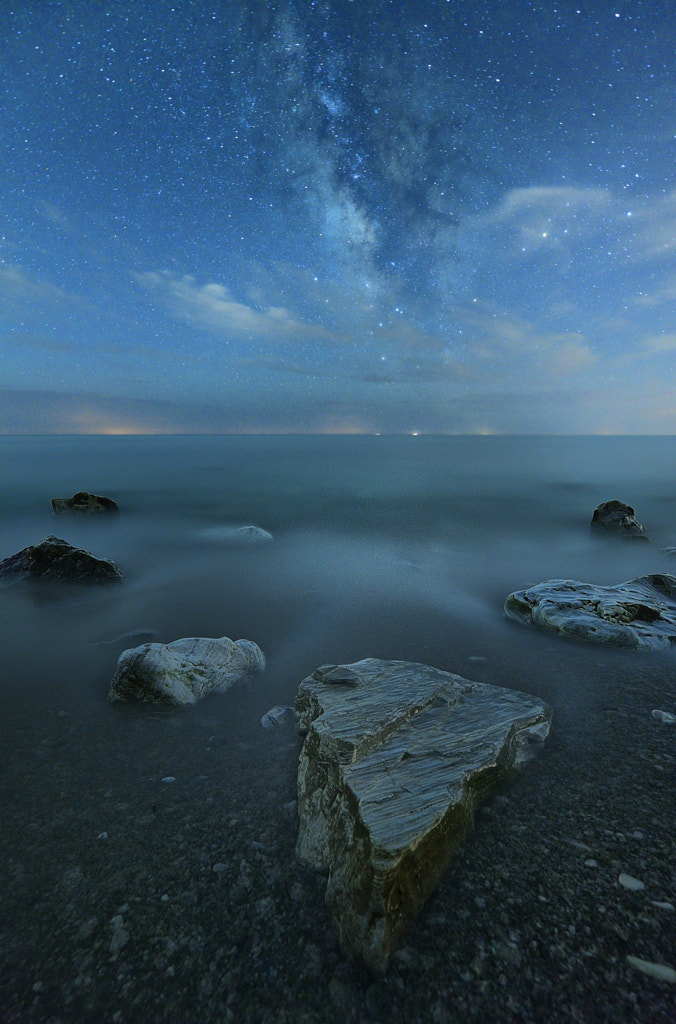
<box><xmin>108</xmin><ymin>635</ymin><xmax>265</xmax><ymax>704</ymax></box>
<box><xmin>0</xmin><ymin>535</ymin><xmax>123</xmax><ymax>585</ymax></box>
<box><xmin>295</xmin><ymin>658</ymin><xmax>551</xmax><ymax>973</ymax></box>
<box><xmin>505</xmin><ymin>574</ymin><xmax>676</xmax><ymax>650</ymax></box>
<box><xmin>591</xmin><ymin>499</ymin><xmax>648</xmax><ymax>540</ymax></box>
<box><xmin>51</xmin><ymin>491</ymin><xmax>119</xmax><ymax>515</ymax></box>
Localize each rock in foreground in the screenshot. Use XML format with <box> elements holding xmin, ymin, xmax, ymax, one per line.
<box><xmin>0</xmin><ymin>535</ymin><xmax>123</xmax><ymax>584</ymax></box>
<box><xmin>51</xmin><ymin>490</ymin><xmax>119</xmax><ymax>515</ymax></box>
<box><xmin>505</xmin><ymin>574</ymin><xmax>676</xmax><ymax>650</ymax></box>
<box><xmin>109</xmin><ymin>636</ymin><xmax>265</xmax><ymax>704</ymax></box>
<box><xmin>591</xmin><ymin>499</ymin><xmax>648</xmax><ymax>540</ymax></box>
<box><xmin>295</xmin><ymin>659</ymin><xmax>551</xmax><ymax>973</ymax></box>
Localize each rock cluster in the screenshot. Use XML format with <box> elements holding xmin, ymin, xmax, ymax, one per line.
<box><xmin>51</xmin><ymin>490</ymin><xmax>119</xmax><ymax>515</ymax></box>
<box><xmin>590</xmin><ymin>499</ymin><xmax>648</xmax><ymax>540</ymax></box>
<box><xmin>0</xmin><ymin>535</ymin><xmax>123</xmax><ymax>585</ymax></box>
<box><xmin>109</xmin><ymin>635</ymin><xmax>265</xmax><ymax>704</ymax></box>
<box><xmin>295</xmin><ymin>658</ymin><xmax>551</xmax><ymax>972</ymax></box>
<box><xmin>505</xmin><ymin>574</ymin><xmax>676</xmax><ymax>651</ymax></box>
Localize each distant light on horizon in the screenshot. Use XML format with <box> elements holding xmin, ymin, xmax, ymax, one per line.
<box><xmin>1</xmin><ymin>2</ymin><xmax>675</xmax><ymax>434</ymax></box>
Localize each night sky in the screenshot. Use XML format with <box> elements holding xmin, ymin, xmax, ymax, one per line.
<box><xmin>2</xmin><ymin>0</ymin><xmax>676</xmax><ymax>434</ymax></box>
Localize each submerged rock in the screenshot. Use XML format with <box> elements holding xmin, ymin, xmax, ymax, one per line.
<box><xmin>295</xmin><ymin>658</ymin><xmax>551</xmax><ymax>973</ymax></box>
<box><xmin>94</xmin><ymin>629</ymin><xmax>159</xmax><ymax>647</ymax></box>
<box><xmin>109</xmin><ymin>636</ymin><xmax>265</xmax><ymax>704</ymax></box>
<box><xmin>51</xmin><ymin>490</ymin><xmax>119</xmax><ymax>515</ymax></box>
<box><xmin>261</xmin><ymin>704</ymin><xmax>294</xmax><ymax>728</ymax></box>
<box><xmin>591</xmin><ymin>499</ymin><xmax>648</xmax><ymax>540</ymax></box>
<box><xmin>197</xmin><ymin>525</ymin><xmax>273</xmax><ymax>543</ymax></box>
<box><xmin>0</xmin><ymin>535</ymin><xmax>123</xmax><ymax>584</ymax></box>
<box><xmin>505</xmin><ymin>574</ymin><xmax>676</xmax><ymax>650</ymax></box>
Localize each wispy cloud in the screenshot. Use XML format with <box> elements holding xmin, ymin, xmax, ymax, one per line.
<box><xmin>135</xmin><ymin>271</ymin><xmax>334</xmax><ymax>342</ymax></box>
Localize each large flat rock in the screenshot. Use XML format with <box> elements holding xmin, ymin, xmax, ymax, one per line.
<box><xmin>505</xmin><ymin>574</ymin><xmax>676</xmax><ymax>650</ymax></box>
<box><xmin>295</xmin><ymin>659</ymin><xmax>551</xmax><ymax>973</ymax></box>
<box><xmin>109</xmin><ymin>636</ymin><xmax>265</xmax><ymax>704</ymax></box>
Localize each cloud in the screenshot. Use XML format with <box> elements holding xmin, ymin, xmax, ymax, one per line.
<box><xmin>0</xmin><ymin>265</ymin><xmax>67</xmax><ymax>304</ymax></box>
<box><xmin>642</xmin><ymin>332</ymin><xmax>676</xmax><ymax>352</ymax></box>
<box><xmin>135</xmin><ymin>271</ymin><xmax>333</xmax><ymax>342</ymax></box>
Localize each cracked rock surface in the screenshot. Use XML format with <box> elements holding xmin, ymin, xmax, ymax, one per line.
<box><xmin>295</xmin><ymin>659</ymin><xmax>551</xmax><ymax>973</ymax></box>
<box><xmin>505</xmin><ymin>575</ymin><xmax>676</xmax><ymax>651</ymax></box>
<box><xmin>109</xmin><ymin>636</ymin><xmax>265</xmax><ymax>705</ymax></box>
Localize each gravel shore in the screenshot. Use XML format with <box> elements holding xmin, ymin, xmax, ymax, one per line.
<box><xmin>1</xmin><ymin>639</ymin><xmax>675</xmax><ymax>1024</ymax></box>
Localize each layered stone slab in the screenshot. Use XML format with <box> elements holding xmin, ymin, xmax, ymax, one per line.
<box><xmin>505</xmin><ymin>574</ymin><xmax>676</xmax><ymax>651</ymax></box>
<box><xmin>295</xmin><ymin>659</ymin><xmax>551</xmax><ymax>973</ymax></box>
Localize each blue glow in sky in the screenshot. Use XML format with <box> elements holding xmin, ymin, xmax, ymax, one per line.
<box><xmin>2</xmin><ymin>0</ymin><xmax>676</xmax><ymax>433</ymax></box>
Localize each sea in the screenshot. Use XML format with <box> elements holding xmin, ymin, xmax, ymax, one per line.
<box><xmin>0</xmin><ymin>434</ymin><xmax>674</xmax><ymax>1023</ymax></box>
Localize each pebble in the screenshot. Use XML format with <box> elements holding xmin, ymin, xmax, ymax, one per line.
<box><xmin>584</xmin><ymin>859</ymin><xmax>598</xmax><ymax>868</ymax></box>
<box><xmin>626</xmin><ymin>956</ymin><xmax>676</xmax><ymax>983</ymax></box>
<box><xmin>212</xmin><ymin>863</ymin><xmax>228</xmax><ymax>873</ymax></box>
<box><xmin>619</xmin><ymin>873</ymin><xmax>645</xmax><ymax>891</ymax></box>
<box><xmin>96</xmin><ymin>832</ymin><xmax>108</xmax><ymax>840</ymax></box>
<box><xmin>161</xmin><ymin>776</ymin><xmax>176</xmax><ymax>784</ymax></box>
<box><xmin>109</xmin><ymin>915</ymin><xmax>129</xmax><ymax>954</ymax></box>
<box><xmin>651</xmin><ymin>709</ymin><xmax>676</xmax><ymax>724</ymax></box>
<box><xmin>261</xmin><ymin>705</ymin><xmax>293</xmax><ymax>729</ymax></box>
<box><xmin>651</xmin><ymin>900</ymin><xmax>675</xmax><ymax>911</ymax></box>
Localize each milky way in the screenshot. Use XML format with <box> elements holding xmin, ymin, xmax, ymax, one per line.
<box><xmin>2</xmin><ymin>1</ymin><xmax>676</xmax><ymax>433</ymax></box>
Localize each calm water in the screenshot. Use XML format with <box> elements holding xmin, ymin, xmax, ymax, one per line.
<box><xmin>1</xmin><ymin>435</ymin><xmax>675</xmax><ymax>1021</ymax></box>
<box><xmin>0</xmin><ymin>434</ymin><xmax>675</xmax><ymax>713</ymax></box>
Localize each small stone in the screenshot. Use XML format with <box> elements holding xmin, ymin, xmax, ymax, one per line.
<box><xmin>161</xmin><ymin>776</ymin><xmax>176</xmax><ymax>784</ymax></box>
<box><xmin>96</xmin><ymin>832</ymin><xmax>108</xmax><ymax>840</ymax></box>
<box><xmin>109</xmin><ymin>926</ymin><xmax>129</xmax><ymax>954</ymax></box>
<box><xmin>289</xmin><ymin>882</ymin><xmax>305</xmax><ymax>902</ymax></box>
<box><xmin>255</xmin><ymin>896</ymin><xmax>276</xmax><ymax>917</ymax></box>
<box><xmin>652</xmin><ymin>709</ymin><xmax>676</xmax><ymax>724</ymax></box>
<box><xmin>626</xmin><ymin>956</ymin><xmax>676</xmax><ymax>983</ymax></box>
<box><xmin>619</xmin><ymin>873</ymin><xmax>645</xmax><ymax>891</ymax></box>
<box><xmin>584</xmin><ymin>859</ymin><xmax>598</xmax><ymax>868</ymax></box>
<box><xmin>651</xmin><ymin>901</ymin><xmax>675</xmax><ymax>911</ymax></box>
<box><xmin>261</xmin><ymin>705</ymin><xmax>293</xmax><ymax>728</ymax></box>
<box><xmin>52</xmin><ymin>491</ymin><xmax>119</xmax><ymax>516</ymax></box>
<box><xmin>212</xmin><ymin>863</ymin><xmax>228</xmax><ymax>873</ymax></box>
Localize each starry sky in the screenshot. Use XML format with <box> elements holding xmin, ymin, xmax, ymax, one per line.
<box><xmin>2</xmin><ymin>0</ymin><xmax>676</xmax><ymax>434</ymax></box>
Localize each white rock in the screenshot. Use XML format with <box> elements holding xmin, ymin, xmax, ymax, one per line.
<box><xmin>626</xmin><ymin>955</ymin><xmax>676</xmax><ymax>983</ymax></box>
<box><xmin>619</xmin><ymin>873</ymin><xmax>645</xmax><ymax>891</ymax></box>
<box><xmin>652</xmin><ymin>709</ymin><xmax>676</xmax><ymax>724</ymax></box>
<box><xmin>108</xmin><ymin>636</ymin><xmax>265</xmax><ymax>705</ymax></box>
